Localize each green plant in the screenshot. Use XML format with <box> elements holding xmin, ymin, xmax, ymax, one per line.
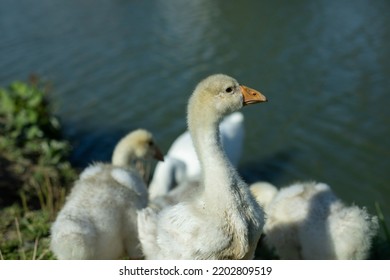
<box><xmin>0</xmin><ymin>205</ymin><xmax>55</xmax><ymax>260</ymax></box>
<box><xmin>0</xmin><ymin>77</ymin><xmax>76</xmax><ymax>260</ymax></box>
<box><xmin>0</xmin><ymin>78</ymin><xmax>76</xmax><ymax>213</ymax></box>
<box><xmin>0</xmin><ymin>80</ymin><xmax>60</xmax><ymax>141</ymax></box>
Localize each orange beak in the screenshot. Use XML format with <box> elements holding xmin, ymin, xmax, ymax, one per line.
<box><xmin>240</xmin><ymin>85</ymin><xmax>267</xmax><ymax>106</ymax></box>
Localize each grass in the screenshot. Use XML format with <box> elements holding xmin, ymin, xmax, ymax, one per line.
<box><xmin>0</xmin><ymin>77</ymin><xmax>76</xmax><ymax>260</ymax></box>
<box><xmin>0</xmin><ymin>206</ymin><xmax>55</xmax><ymax>260</ymax></box>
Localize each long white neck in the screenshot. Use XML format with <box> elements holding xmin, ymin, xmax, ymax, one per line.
<box><xmin>188</xmin><ymin>105</ymin><xmax>243</xmax><ymax>205</ymax></box>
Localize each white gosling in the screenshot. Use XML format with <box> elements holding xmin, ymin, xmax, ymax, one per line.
<box><xmin>249</xmin><ymin>181</ymin><xmax>278</xmax><ymax>210</ymax></box>
<box><xmin>137</xmin><ymin>74</ymin><xmax>267</xmax><ymax>259</ymax></box>
<box><xmin>50</xmin><ymin>129</ymin><xmax>164</xmax><ymax>259</ymax></box>
<box><xmin>251</xmin><ymin>181</ymin><xmax>379</xmax><ymax>259</ymax></box>
<box><xmin>148</xmin><ymin>155</ymin><xmax>188</xmax><ymax>200</ymax></box>
<box><xmin>148</xmin><ymin>111</ymin><xmax>244</xmax><ymax>201</ymax></box>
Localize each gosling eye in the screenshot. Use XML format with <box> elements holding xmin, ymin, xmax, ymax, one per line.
<box><xmin>225</xmin><ymin>87</ymin><xmax>233</xmax><ymax>93</ymax></box>
<box><xmin>148</xmin><ymin>140</ymin><xmax>154</xmax><ymax>147</ymax></box>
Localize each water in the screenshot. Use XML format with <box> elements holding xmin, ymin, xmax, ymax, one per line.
<box><xmin>0</xmin><ymin>0</ymin><xmax>389</xmax><ymax>225</ymax></box>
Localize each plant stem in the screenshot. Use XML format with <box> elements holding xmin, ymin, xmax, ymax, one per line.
<box><xmin>14</xmin><ymin>217</ymin><xmax>26</xmax><ymax>260</ymax></box>
<box><xmin>32</xmin><ymin>238</ymin><xmax>39</xmax><ymax>260</ymax></box>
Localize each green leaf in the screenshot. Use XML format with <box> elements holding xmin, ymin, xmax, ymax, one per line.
<box><xmin>26</xmin><ymin>126</ymin><xmax>43</xmax><ymax>140</ymax></box>
<box><xmin>14</xmin><ymin>111</ymin><xmax>29</xmax><ymax>130</ymax></box>
<box><xmin>27</xmin><ymin>93</ymin><xmax>43</xmax><ymax>108</ymax></box>
<box><xmin>10</xmin><ymin>81</ymin><xmax>32</xmax><ymax>98</ymax></box>
<box><xmin>26</xmin><ymin>110</ymin><xmax>38</xmax><ymax>124</ymax></box>
<box><xmin>0</xmin><ymin>89</ymin><xmax>16</xmax><ymax>114</ymax></box>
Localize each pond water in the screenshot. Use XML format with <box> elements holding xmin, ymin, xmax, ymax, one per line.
<box><xmin>1</xmin><ymin>0</ymin><xmax>389</xmax><ymax>225</ymax></box>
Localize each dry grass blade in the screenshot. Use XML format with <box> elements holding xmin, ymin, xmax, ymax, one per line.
<box><xmin>33</xmin><ymin>179</ymin><xmax>46</xmax><ymax>212</ymax></box>
<box><xmin>19</xmin><ymin>191</ymin><xmax>29</xmax><ymax>214</ymax></box>
<box><xmin>37</xmin><ymin>248</ymin><xmax>50</xmax><ymax>260</ymax></box>
<box><xmin>44</xmin><ymin>172</ymin><xmax>54</xmax><ymax>214</ymax></box>
<box><xmin>32</xmin><ymin>238</ymin><xmax>39</xmax><ymax>260</ymax></box>
<box><xmin>14</xmin><ymin>217</ymin><xmax>26</xmax><ymax>260</ymax></box>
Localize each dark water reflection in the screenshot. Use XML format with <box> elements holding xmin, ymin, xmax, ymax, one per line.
<box><xmin>0</xmin><ymin>0</ymin><xmax>389</xmax><ymax>224</ymax></box>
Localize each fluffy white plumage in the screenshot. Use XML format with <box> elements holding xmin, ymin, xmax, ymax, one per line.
<box><xmin>250</xmin><ymin>181</ymin><xmax>379</xmax><ymax>259</ymax></box>
<box><xmin>137</xmin><ymin>74</ymin><xmax>267</xmax><ymax>259</ymax></box>
<box><xmin>50</xmin><ymin>129</ymin><xmax>163</xmax><ymax>259</ymax></box>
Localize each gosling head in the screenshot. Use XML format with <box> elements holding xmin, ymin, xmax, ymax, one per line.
<box><xmin>112</xmin><ymin>129</ymin><xmax>164</xmax><ymax>167</ymax></box>
<box><xmin>189</xmin><ymin>74</ymin><xmax>267</xmax><ymax>121</ymax></box>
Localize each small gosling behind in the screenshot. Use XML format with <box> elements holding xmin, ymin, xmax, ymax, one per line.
<box><xmin>250</xmin><ymin>181</ymin><xmax>379</xmax><ymax>260</ymax></box>
<box><xmin>50</xmin><ymin>129</ymin><xmax>163</xmax><ymax>259</ymax></box>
